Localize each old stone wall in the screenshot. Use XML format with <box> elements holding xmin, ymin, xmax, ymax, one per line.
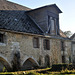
<box><xmin>0</xmin><ymin>31</ymin><xmax>71</xmax><ymax>71</ymax></box>
<box><xmin>61</xmin><ymin>41</ymin><xmax>72</xmax><ymax>63</ymax></box>
<box><xmin>64</xmin><ymin>41</ymin><xmax>71</xmax><ymax>63</ymax></box>
<box><xmin>71</xmin><ymin>37</ymin><xmax>75</xmax><ymax>64</ymax></box>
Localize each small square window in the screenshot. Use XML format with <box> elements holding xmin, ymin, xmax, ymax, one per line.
<box><xmin>44</xmin><ymin>39</ymin><xmax>50</xmax><ymax>50</ymax></box>
<box><xmin>33</xmin><ymin>37</ymin><xmax>39</xmax><ymax>48</ymax></box>
<box><xmin>0</xmin><ymin>34</ymin><xmax>4</xmax><ymax>43</ymax></box>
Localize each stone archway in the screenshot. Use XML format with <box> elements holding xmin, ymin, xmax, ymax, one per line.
<box><xmin>45</xmin><ymin>55</ymin><xmax>50</xmax><ymax>67</ymax></box>
<box><xmin>21</xmin><ymin>57</ymin><xmax>39</xmax><ymax>70</ymax></box>
<box><xmin>0</xmin><ymin>55</ymin><xmax>11</xmax><ymax>71</ymax></box>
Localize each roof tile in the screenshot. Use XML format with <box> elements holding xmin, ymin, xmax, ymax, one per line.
<box><xmin>0</xmin><ymin>10</ymin><xmax>43</xmax><ymax>35</ymax></box>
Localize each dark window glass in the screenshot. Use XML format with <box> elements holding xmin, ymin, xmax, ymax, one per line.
<box><xmin>61</xmin><ymin>41</ymin><xmax>64</xmax><ymax>51</ymax></box>
<box><xmin>62</xmin><ymin>56</ymin><xmax>65</xmax><ymax>63</ymax></box>
<box><xmin>44</xmin><ymin>39</ymin><xmax>50</xmax><ymax>50</ymax></box>
<box><xmin>0</xmin><ymin>34</ymin><xmax>4</xmax><ymax>43</ymax></box>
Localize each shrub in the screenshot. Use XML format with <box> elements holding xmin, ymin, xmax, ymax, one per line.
<box><xmin>68</xmin><ymin>64</ymin><xmax>75</xmax><ymax>70</ymax></box>
<box><xmin>50</xmin><ymin>63</ymin><xmax>75</xmax><ymax>71</ymax></box>
<box><xmin>50</xmin><ymin>63</ymin><xmax>68</xmax><ymax>71</ymax></box>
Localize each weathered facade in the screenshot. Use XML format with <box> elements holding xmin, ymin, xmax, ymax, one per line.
<box><xmin>0</xmin><ymin>0</ymin><xmax>71</xmax><ymax>71</ymax></box>
<box><xmin>70</xmin><ymin>33</ymin><xmax>75</xmax><ymax>64</ymax></box>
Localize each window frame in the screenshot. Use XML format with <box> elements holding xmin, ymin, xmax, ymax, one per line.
<box><xmin>43</xmin><ymin>39</ymin><xmax>50</xmax><ymax>50</ymax></box>
<box><xmin>62</xmin><ymin>55</ymin><xmax>65</xmax><ymax>63</ymax></box>
<box><xmin>61</xmin><ymin>41</ymin><xmax>65</xmax><ymax>51</ymax></box>
<box><xmin>33</xmin><ymin>37</ymin><xmax>39</xmax><ymax>48</ymax></box>
<box><xmin>0</xmin><ymin>33</ymin><xmax>4</xmax><ymax>43</ymax></box>
<box><xmin>48</xmin><ymin>16</ymin><xmax>57</xmax><ymax>35</ymax></box>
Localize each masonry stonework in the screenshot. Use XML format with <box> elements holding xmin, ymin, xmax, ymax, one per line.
<box><xmin>0</xmin><ymin>1</ymin><xmax>72</xmax><ymax>71</ymax></box>
<box><xmin>0</xmin><ymin>30</ymin><xmax>71</xmax><ymax>71</ymax></box>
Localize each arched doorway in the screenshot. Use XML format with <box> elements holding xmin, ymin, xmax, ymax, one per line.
<box><xmin>45</xmin><ymin>55</ymin><xmax>50</xmax><ymax>67</ymax></box>
<box><xmin>0</xmin><ymin>56</ymin><xmax>11</xmax><ymax>72</ymax></box>
<box><xmin>22</xmin><ymin>58</ymin><xmax>39</xmax><ymax>70</ymax></box>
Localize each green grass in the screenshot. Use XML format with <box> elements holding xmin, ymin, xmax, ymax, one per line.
<box><xmin>0</xmin><ymin>68</ymin><xmax>75</xmax><ymax>75</ymax></box>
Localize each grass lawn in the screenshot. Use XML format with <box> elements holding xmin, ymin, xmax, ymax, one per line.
<box><xmin>0</xmin><ymin>68</ymin><xmax>75</xmax><ymax>75</ymax></box>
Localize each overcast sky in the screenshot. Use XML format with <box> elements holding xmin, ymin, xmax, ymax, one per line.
<box><xmin>8</xmin><ymin>0</ymin><xmax>75</xmax><ymax>34</ymax></box>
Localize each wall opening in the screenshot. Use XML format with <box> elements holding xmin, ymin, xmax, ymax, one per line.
<box><xmin>22</xmin><ymin>58</ymin><xmax>39</xmax><ymax>70</ymax></box>
<box><xmin>62</xmin><ymin>56</ymin><xmax>65</xmax><ymax>63</ymax></box>
<box><xmin>45</xmin><ymin>55</ymin><xmax>50</xmax><ymax>67</ymax></box>
<box><xmin>0</xmin><ymin>57</ymin><xmax>11</xmax><ymax>72</ymax></box>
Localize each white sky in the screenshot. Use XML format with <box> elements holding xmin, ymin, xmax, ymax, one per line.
<box><xmin>8</xmin><ymin>0</ymin><xmax>75</xmax><ymax>34</ymax></box>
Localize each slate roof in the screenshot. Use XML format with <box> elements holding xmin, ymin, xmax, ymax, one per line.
<box><xmin>0</xmin><ymin>10</ymin><xmax>43</xmax><ymax>34</ymax></box>
<box><xmin>0</xmin><ymin>0</ymin><xmax>31</xmax><ymax>10</ymax></box>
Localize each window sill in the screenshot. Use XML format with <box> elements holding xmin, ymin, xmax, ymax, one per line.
<box><xmin>0</xmin><ymin>43</ymin><xmax>6</xmax><ymax>46</ymax></box>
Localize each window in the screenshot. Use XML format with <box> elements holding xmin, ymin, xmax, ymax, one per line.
<box><xmin>51</xmin><ymin>18</ymin><xmax>56</xmax><ymax>35</ymax></box>
<box><xmin>51</xmin><ymin>19</ymin><xmax>55</xmax><ymax>31</ymax></box>
<box><xmin>33</xmin><ymin>37</ymin><xmax>39</xmax><ymax>48</ymax></box>
<box><xmin>44</xmin><ymin>39</ymin><xmax>50</xmax><ymax>50</ymax></box>
<box><xmin>48</xmin><ymin>16</ymin><xmax>57</xmax><ymax>35</ymax></box>
<box><xmin>62</xmin><ymin>56</ymin><xmax>65</xmax><ymax>63</ymax></box>
<box><xmin>0</xmin><ymin>34</ymin><xmax>4</xmax><ymax>43</ymax></box>
<box><xmin>61</xmin><ymin>41</ymin><xmax>64</xmax><ymax>51</ymax></box>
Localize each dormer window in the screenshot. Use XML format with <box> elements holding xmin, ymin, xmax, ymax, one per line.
<box><xmin>0</xmin><ymin>33</ymin><xmax>4</xmax><ymax>43</ymax></box>
<box><xmin>48</xmin><ymin>16</ymin><xmax>57</xmax><ymax>35</ymax></box>
<box><xmin>51</xmin><ymin>18</ymin><xmax>55</xmax><ymax>32</ymax></box>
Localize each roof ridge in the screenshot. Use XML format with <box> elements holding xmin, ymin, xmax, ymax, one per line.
<box><xmin>27</xmin><ymin>4</ymin><xmax>62</xmax><ymax>13</ymax></box>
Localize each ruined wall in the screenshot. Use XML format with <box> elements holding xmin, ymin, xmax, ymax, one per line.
<box><xmin>0</xmin><ymin>30</ymin><xmax>71</xmax><ymax>71</ymax></box>
<box><xmin>61</xmin><ymin>41</ymin><xmax>72</xmax><ymax>63</ymax></box>
<box><xmin>72</xmin><ymin>44</ymin><xmax>75</xmax><ymax>63</ymax></box>
<box><xmin>65</xmin><ymin>41</ymin><xmax>71</xmax><ymax>63</ymax></box>
<box><xmin>71</xmin><ymin>37</ymin><xmax>75</xmax><ymax>64</ymax></box>
<box><xmin>50</xmin><ymin>39</ymin><xmax>62</xmax><ymax>64</ymax></box>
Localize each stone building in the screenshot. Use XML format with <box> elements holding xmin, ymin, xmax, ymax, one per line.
<box><xmin>70</xmin><ymin>33</ymin><xmax>75</xmax><ymax>64</ymax></box>
<box><xmin>0</xmin><ymin>0</ymin><xmax>71</xmax><ymax>71</ymax></box>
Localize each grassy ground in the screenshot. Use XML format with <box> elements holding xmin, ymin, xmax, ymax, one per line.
<box><xmin>0</xmin><ymin>68</ymin><xmax>75</xmax><ymax>75</ymax></box>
